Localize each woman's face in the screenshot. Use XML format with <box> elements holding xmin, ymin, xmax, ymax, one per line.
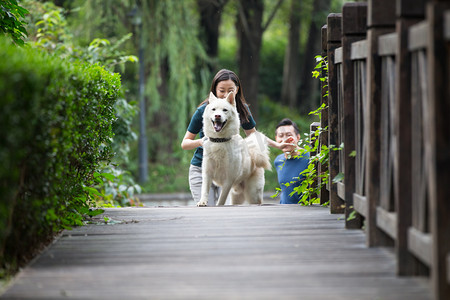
<box><xmin>215</xmin><ymin>79</ymin><xmax>238</xmax><ymax>99</ymax></box>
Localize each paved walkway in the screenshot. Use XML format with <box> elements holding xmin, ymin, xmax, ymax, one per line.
<box><xmin>1</xmin><ymin>205</ymin><xmax>432</xmax><ymax>299</ymax></box>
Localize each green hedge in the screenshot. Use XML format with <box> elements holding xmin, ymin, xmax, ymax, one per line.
<box><xmin>0</xmin><ymin>37</ymin><xmax>121</xmax><ymax>274</ymax></box>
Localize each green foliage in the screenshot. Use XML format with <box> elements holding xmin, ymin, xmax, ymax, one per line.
<box><xmin>87</xmin><ymin>168</ymin><xmax>142</xmax><ymax>207</ymax></box>
<box><xmin>0</xmin><ymin>36</ymin><xmax>121</xmax><ymax>275</ymax></box>
<box><xmin>275</xmin><ymin>55</ymin><xmax>334</xmax><ymax>205</ymax></box>
<box><xmin>257</xmin><ymin>96</ymin><xmax>314</xmax><ymax>192</ymax></box>
<box><xmin>143</xmin><ymin>163</ymin><xmax>191</xmax><ymax>193</ymax></box>
<box><xmin>141</xmin><ymin>0</ymin><xmax>210</xmax><ymax>158</ymax></box>
<box><xmin>22</xmin><ymin>0</ymin><xmax>141</xmax><ymax>207</ymax></box>
<box><xmin>259</xmin><ymin>33</ymin><xmax>287</xmax><ymax>100</ymax></box>
<box><xmin>0</xmin><ymin>0</ymin><xmax>29</xmax><ymax>45</ymax></box>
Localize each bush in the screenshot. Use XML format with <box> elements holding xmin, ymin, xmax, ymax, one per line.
<box><xmin>0</xmin><ymin>37</ymin><xmax>121</xmax><ymax>275</ymax></box>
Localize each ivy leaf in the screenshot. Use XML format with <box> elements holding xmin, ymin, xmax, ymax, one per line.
<box><xmin>333</xmin><ymin>173</ymin><xmax>345</xmax><ymax>183</ymax></box>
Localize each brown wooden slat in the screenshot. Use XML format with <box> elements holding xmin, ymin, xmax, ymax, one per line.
<box><xmin>408</xmin><ymin>227</ymin><xmax>432</xmax><ymax>267</ymax></box>
<box><xmin>334</xmin><ymin>47</ymin><xmax>343</xmax><ymax>64</ymax></box>
<box><xmin>427</xmin><ymin>3</ymin><xmax>450</xmax><ymax>298</ymax></box>
<box><xmin>378</xmin><ymin>32</ymin><xmax>397</xmax><ymax>56</ymax></box>
<box><xmin>448</xmin><ymin>254</ymin><xmax>450</xmax><ymax>283</ymax></box>
<box><xmin>408</xmin><ymin>21</ymin><xmax>429</xmax><ymax>51</ymax></box>
<box><xmin>354</xmin><ymin>59</ymin><xmax>367</xmax><ymax>196</ymax></box>
<box><xmin>353</xmin><ymin>193</ymin><xmax>367</xmax><ymax>217</ymax></box>
<box><xmin>397</xmin><ymin>0</ymin><xmax>427</xmax><ymax>18</ymax></box>
<box><xmin>327</xmin><ymin>13</ymin><xmax>344</xmax><ymax>214</ymax></box>
<box><xmin>376</xmin><ymin>206</ymin><xmax>398</xmax><ymax>240</ymax></box>
<box><xmin>364</xmin><ymin>0</ymin><xmax>396</xmax><ymax>247</ymax></box>
<box><xmin>379</xmin><ymin>54</ymin><xmax>396</xmax><ymax>213</ymax></box>
<box><xmin>319</xmin><ymin>24</ymin><xmax>329</xmax><ymax>205</ymax></box>
<box><xmin>341</xmin><ymin>0</ymin><xmax>366</xmax><ymax>230</ymax></box>
<box><xmin>395</xmin><ymin>13</ymin><xmax>428</xmax><ymax>277</ymax></box>
<box><xmin>337</xmin><ymin>182</ymin><xmax>345</xmax><ymax>201</ymax></box>
<box><xmin>445</xmin><ymin>10</ymin><xmax>450</xmax><ymax>41</ymax></box>
<box><xmin>351</xmin><ymin>40</ymin><xmax>367</xmax><ymax>60</ymax></box>
<box><xmin>368</xmin><ymin>0</ymin><xmax>395</xmax><ymax>27</ymax></box>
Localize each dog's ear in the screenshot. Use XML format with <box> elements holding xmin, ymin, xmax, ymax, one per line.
<box><xmin>226</xmin><ymin>92</ymin><xmax>236</xmax><ymax>106</ymax></box>
<box><xmin>208</xmin><ymin>92</ymin><xmax>217</xmax><ymax>103</ymax></box>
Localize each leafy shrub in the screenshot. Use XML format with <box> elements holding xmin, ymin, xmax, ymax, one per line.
<box><xmin>0</xmin><ymin>0</ymin><xmax>29</xmax><ymax>46</ymax></box>
<box><xmin>0</xmin><ymin>37</ymin><xmax>121</xmax><ymax>275</ymax></box>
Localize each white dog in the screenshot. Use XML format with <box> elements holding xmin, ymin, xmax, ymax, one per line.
<box><xmin>197</xmin><ymin>92</ymin><xmax>271</xmax><ymax>206</ymax></box>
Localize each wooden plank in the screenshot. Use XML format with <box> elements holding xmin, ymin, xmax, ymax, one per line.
<box><xmin>368</xmin><ymin>0</ymin><xmax>395</xmax><ymax>27</ymax></box>
<box><xmin>327</xmin><ymin>13</ymin><xmax>344</xmax><ymax>214</ymax></box>
<box><xmin>395</xmin><ymin>16</ymin><xmax>428</xmax><ymax>276</ymax></box>
<box><xmin>341</xmin><ymin>2</ymin><xmax>367</xmax><ymax>229</ymax></box>
<box><xmin>342</xmin><ymin>3</ymin><xmax>367</xmax><ymax>35</ymax></box>
<box><xmin>427</xmin><ymin>3</ymin><xmax>450</xmax><ymax>299</ymax></box>
<box><xmin>396</xmin><ymin>0</ymin><xmax>426</xmax><ymax>18</ymax></box>
<box><xmin>335</xmin><ymin>47</ymin><xmax>343</xmax><ymax>64</ymax></box>
<box><xmin>408</xmin><ymin>227</ymin><xmax>432</xmax><ymax>267</ymax></box>
<box><xmin>337</xmin><ymin>182</ymin><xmax>345</xmax><ymax>201</ymax></box>
<box><xmin>351</xmin><ymin>40</ymin><xmax>368</xmax><ymax>60</ymax></box>
<box><xmin>327</xmin><ymin>13</ymin><xmax>343</xmax><ymax>42</ymax></box>
<box><xmin>376</xmin><ymin>206</ymin><xmax>397</xmax><ymax>240</ymax></box>
<box><xmin>445</xmin><ymin>10</ymin><xmax>450</xmax><ymax>41</ymax></box>
<box><xmin>378</xmin><ymin>32</ymin><xmax>397</xmax><ymax>56</ymax></box>
<box><xmin>448</xmin><ymin>253</ymin><xmax>450</xmax><ymax>284</ymax></box>
<box><xmin>365</xmin><ymin>15</ymin><xmax>395</xmax><ymax>247</ymax></box>
<box><xmin>319</xmin><ymin>24</ymin><xmax>329</xmax><ymax>206</ymax></box>
<box><xmin>0</xmin><ymin>206</ymin><xmax>433</xmax><ymax>300</ymax></box>
<box><xmin>353</xmin><ymin>193</ymin><xmax>367</xmax><ymax>217</ymax></box>
<box><xmin>408</xmin><ymin>21</ymin><xmax>429</xmax><ymax>51</ymax></box>
<box><xmin>354</xmin><ymin>59</ymin><xmax>367</xmax><ymax>197</ymax></box>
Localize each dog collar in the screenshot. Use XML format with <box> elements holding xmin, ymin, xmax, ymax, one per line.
<box><xmin>208</xmin><ymin>137</ymin><xmax>232</xmax><ymax>143</ymax></box>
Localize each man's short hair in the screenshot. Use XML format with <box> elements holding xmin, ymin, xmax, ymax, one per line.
<box><xmin>275</xmin><ymin>118</ymin><xmax>300</xmax><ymax>135</ymax></box>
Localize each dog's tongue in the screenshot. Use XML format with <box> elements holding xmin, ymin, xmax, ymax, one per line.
<box><xmin>213</xmin><ymin>121</ymin><xmax>224</xmax><ymax>132</ymax></box>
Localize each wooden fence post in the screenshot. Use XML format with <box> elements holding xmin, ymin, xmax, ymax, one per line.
<box><xmin>319</xmin><ymin>24</ymin><xmax>329</xmax><ymax>205</ymax></box>
<box><xmin>365</xmin><ymin>0</ymin><xmax>396</xmax><ymax>247</ymax></box>
<box><xmin>327</xmin><ymin>13</ymin><xmax>343</xmax><ymax>214</ymax></box>
<box><xmin>395</xmin><ymin>0</ymin><xmax>427</xmax><ymax>277</ymax></box>
<box><xmin>427</xmin><ymin>2</ymin><xmax>450</xmax><ymax>298</ymax></box>
<box><xmin>341</xmin><ymin>2</ymin><xmax>367</xmax><ymax>229</ymax></box>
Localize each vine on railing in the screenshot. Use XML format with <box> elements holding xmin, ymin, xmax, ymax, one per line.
<box><xmin>281</xmin><ymin>55</ymin><xmax>342</xmax><ymax>205</ymax></box>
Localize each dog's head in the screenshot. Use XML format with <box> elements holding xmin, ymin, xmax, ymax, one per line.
<box><xmin>203</xmin><ymin>92</ymin><xmax>240</xmax><ymax>137</ymax></box>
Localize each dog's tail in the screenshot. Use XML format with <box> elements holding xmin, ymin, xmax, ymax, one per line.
<box><xmin>245</xmin><ymin>131</ymin><xmax>272</xmax><ymax>171</ymax></box>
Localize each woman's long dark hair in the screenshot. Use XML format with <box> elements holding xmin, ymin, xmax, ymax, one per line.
<box><xmin>200</xmin><ymin>69</ymin><xmax>250</xmax><ymax>123</ymax></box>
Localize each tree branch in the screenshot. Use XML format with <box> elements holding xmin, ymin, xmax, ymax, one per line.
<box><xmin>262</xmin><ymin>0</ymin><xmax>284</xmax><ymax>32</ymax></box>
<box><xmin>237</xmin><ymin>0</ymin><xmax>255</xmax><ymax>53</ymax></box>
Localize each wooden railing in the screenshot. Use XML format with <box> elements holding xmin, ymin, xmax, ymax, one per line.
<box><xmin>318</xmin><ymin>1</ymin><xmax>450</xmax><ymax>299</ymax></box>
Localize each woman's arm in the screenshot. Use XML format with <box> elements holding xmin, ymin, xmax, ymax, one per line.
<box><xmin>181</xmin><ymin>131</ymin><xmax>203</xmax><ymax>150</ymax></box>
<box><xmin>244</xmin><ymin>127</ymin><xmax>296</xmax><ymax>152</ymax></box>
<box><xmin>267</xmin><ymin>137</ymin><xmax>296</xmax><ymax>152</ymax></box>
<box><xmin>243</xmin><ymin>128</ymin><xmax>257</xmax><ymax>136</ymax></box>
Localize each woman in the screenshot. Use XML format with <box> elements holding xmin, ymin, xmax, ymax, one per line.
<box><xmin>181</xmin><ymin>69</ymin><xmax>293</xmax><ymax>205</ymax></box>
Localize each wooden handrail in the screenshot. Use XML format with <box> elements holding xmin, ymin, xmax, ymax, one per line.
<box><xmin>320</xmin><ymin>1</ymin><xmax>450</xmax><ymax>298</ymax></box>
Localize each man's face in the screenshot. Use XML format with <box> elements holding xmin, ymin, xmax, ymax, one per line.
<box><xmin>275</xmin><ymin>125</ymin><xmax>300</xmax><ymax>144</ymax></box>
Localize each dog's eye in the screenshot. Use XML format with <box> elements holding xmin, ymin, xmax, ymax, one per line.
<box><xmin>212</xmin><ymin>108</ymin><xmax>216</xmax><ymax>111</ymax></box>
<box><xmin>223</xmin><ymin>109</ymin><xmax>228</xmax><ymax>112</ymax></box>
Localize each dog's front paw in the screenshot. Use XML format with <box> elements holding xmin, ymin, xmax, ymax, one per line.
<box><xmin>197</xmin><ymin>199</ymin><xmax>208</xmax><ymax>207</ymax></box>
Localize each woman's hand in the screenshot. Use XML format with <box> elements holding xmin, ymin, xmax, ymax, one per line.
<box><xmin>279</xmin><ymin>136</ymin><xmax>297</xmax><ymax>153</ymax></box>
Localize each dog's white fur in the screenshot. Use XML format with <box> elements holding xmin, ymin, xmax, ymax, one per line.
<box><xmin>197</xmin><ymin>92</ymin><xmax>271</xmax><ymax>206</ymax></box>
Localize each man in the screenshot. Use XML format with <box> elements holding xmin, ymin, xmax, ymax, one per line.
<box><xmin>274</xmin><ymin>118</ymin><xmax>310</xmax><ymax>204</ymax></box>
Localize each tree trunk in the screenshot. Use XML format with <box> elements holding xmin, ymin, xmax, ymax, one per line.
<box><xmin>236</xmin><ymin>0</ymin><xmax>264</xmax><ymax>121</ymax></box>
<box><xmin>298</xmin><ymin>0</ymin><xmax>331</xmax><ymax>114</ymax></box>
<box><xmin>197</xmin><ymin>0</ymin><xmax>229</xmax><ymax>71</ymax></box>
<box><xmin>281</xmin><ymin>0</ymin><xmax>302</xmax><ymax>108</ymax></box>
